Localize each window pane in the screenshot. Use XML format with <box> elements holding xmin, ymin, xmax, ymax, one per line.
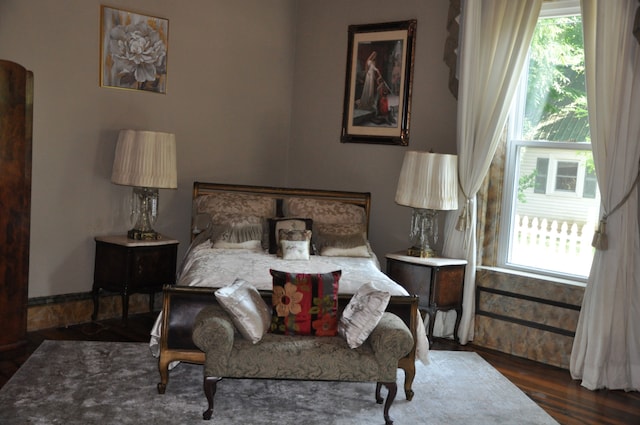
<box><xmin>509</xmin><ymin>145</ymin><xmax>598</xmax><ymax>277</ymax></box>
<box><xmin>523</xmin><ymin>16</ymin><xmax>588</xmax><ymax>143</ymax></box>
<box><xmin>555</xmin><ymin>161</ymin><xmax>578</xmax><ymax>192</ymax></box>
<box><xmin>583</xmin><ymin>169</ymin><xmax>597</xmax><ymax>198</ymax></box>
<box><xmin>534</xmin><ymin>157</ymin><xmax>549</xmax><ymax>193</ymax></box>
<box><xmin>502</xmin><ymin>7</ymin><xmax>598</xmax><ymax>280</ymax></box>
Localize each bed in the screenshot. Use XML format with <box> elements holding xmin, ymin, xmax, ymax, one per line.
<box><xmin>150</xmin><ymin>182</ymin><xmax>429</xmax><ymax>393</ymax></box>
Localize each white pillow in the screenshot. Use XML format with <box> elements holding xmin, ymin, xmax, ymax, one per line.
<box><xmin>338</xmin><ymin>281</ymin><xmax>391</xmax><ymax>348</ymax></box>
<box><xmin>215</xmin><ymin>279</ymin><xmax>272</xmax><ymax>344</ymax></box>
<box><xmin>281</xmin><ymin>239</ymin><xmax>310</xmax><ymax>260</ymax></box>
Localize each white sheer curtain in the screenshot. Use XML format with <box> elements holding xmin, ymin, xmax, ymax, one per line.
<box><xmin>440</xmin><ymin>0</ymin><xmax>542</xmax><ymax>344</ymax></box>
<box><xmin>570</xmin><ymin>0</ymin><xmax>640</xmax><ymax>391</ymax></box>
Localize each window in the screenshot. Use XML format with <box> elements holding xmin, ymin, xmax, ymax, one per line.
<box><xmin>499</xmin><ymin>1</ymin><xmax>599</xmax><ymax>280</ymax></box>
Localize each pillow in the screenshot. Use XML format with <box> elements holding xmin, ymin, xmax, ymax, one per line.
<box><xmin>284</xmin><ymin>197</ymin><xmax>366</xmax><ymax>225</ymax></box>
<box><xmin>314</xmin><ymin>229</ymin><xmax>370</xmax><ymax>258</ymax></box>
<box><xmin>279</xmin><ymin>229</ymin><xmax>311</xmax><ymax>260</ymax></box>
<box><xmin>270</xmin><ymin>269</ymin><xmax>341</xmax><ymax>336</ymax></box>
<box><xmin>267</xmin><ymin>218</ymin><xmax>313</xmax><ymax>254</ymax></box>
<box><xmin>338</xmin><ymin>281</ymin><xmax>391</xmax><ymax>348</ymax></box>
<box><xmin>215</xmin><ymin>279</ymin><xmax>272</xmax><ymax>344</ymax></box>
<box><xmin>211</xmin><ymin>215</ymin><xmax>264</xmax><ymax>250</ymax></box>
<box><xmin>194</xmin><ymin>193</ymin><xmax>276</xmax><ymax>223</ymax></box>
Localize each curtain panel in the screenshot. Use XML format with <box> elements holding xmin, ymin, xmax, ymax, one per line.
<box><xmin>570</xmin><ymin>0</ymin><xmax>640</xmax><ymax>391</ymax></box>
<box><xmin>441</xmin><ymin>0</ymin><xmax>542</xmax><ymax>344</ymax></box>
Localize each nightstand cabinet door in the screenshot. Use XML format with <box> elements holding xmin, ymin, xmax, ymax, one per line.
<box><xmin>128</xmin><ymin>245</ymin><xmax>177</xmax><ymax>291</ymax></box>
<box><xmin>431</xmin><ymin>265</ymin><xmax>465</xmax><ymax>310</ymax></box>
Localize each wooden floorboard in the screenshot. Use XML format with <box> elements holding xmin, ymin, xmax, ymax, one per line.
<box><xmin>1</xmin><ymin>313</ymin><xmax>639</xmax><ymax>425</ymax></box>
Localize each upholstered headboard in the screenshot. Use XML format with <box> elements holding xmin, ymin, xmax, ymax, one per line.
<box><xmin>190</xmin><ymin>182</ymin><xmax>371</xmax><ymax>243</ymax></box>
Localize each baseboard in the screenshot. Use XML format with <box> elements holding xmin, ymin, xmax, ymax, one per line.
<box><xmin>27</xmin><ymin>291</ymin><xmax>161</xmax><ymax>331</ymax></box>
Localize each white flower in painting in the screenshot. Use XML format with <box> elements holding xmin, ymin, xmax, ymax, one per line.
<box><xmin>108</xmin><ymin>21</ymin><xmax>166</xmax><ymax>85</ymax></box>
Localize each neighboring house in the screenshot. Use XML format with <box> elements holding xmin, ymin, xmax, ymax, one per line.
<box><xmin>516</xmin><ymin>146</ymin><xmax>599</xmax><ymax>228</ymax></box>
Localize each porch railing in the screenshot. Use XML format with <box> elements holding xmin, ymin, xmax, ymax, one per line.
<box><xmin>509</xmin><ymin>214</ymin><xmax>596</xmax><ymax>277</ymax></box>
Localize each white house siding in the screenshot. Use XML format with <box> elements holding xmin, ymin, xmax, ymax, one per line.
<box><xmin>515</xmin><ymin>146</ymin><xmax>600</xmax><ymax>229</ymax></box>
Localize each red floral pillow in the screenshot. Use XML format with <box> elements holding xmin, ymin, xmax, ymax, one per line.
<box><xmin>269</xmin><ymin>269</ymin><xmax>341</xmax><ymax>336</ymax></box>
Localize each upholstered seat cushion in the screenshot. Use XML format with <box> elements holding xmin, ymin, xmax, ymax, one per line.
<box><xmin>192</xmin><ymin>305</ymin><xmax>413</xmax><ymax>383</ymax></box>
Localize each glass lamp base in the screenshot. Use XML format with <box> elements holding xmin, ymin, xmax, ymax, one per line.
<box><xmin>127</xmin><ymin>228</ymin><xmax>160</xmax><ymax>240</ymax></box>
<box><xmin>407</xmin><ymin>246</ymin><xmax>436</xmax><ymax>258</ymax></box>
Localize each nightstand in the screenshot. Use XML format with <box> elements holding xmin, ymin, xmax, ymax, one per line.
<box><xmin>92</xmin><ymin>235</ymin><xmax>179</xmax><ymax>323</ymax></box>
<box><xmin>385</xmin><ymin>251</ymin><xmax>467</xmax><ymax>346</ymax></box>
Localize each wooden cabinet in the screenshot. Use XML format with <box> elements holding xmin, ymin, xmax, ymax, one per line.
<box><xmin>92</xmin><ymin>235</ymin><xmax>179</xmax><ymax>322</ymax></box>
<box><xmin>386</xmin><ymin>252</ymin><xmax>466</xmax><ymax>346</ymax></box>
<box><xmin>0</xmin><ymin>60</ymin><xmax>33</xmax><ymax>351</ymax></box>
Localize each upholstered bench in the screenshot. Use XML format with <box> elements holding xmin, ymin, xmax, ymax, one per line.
<box><xmin>192</xmin><ymin>302</ymin><xmax>414</xmax><ymax>425</ymax></box>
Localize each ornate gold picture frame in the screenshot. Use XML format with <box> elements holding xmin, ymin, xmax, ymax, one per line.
<box><xmin>100</xmin><ymin>6</ymin><xmax>169</xmax><ymax>94</ymax></box>
<box><xmin>341</xmin><ymin>20</ymin><xmax>417</xmax><ymax>146</ymax></box>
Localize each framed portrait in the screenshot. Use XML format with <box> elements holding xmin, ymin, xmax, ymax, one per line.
<box><xmin>341</xmin><ymin>20</ymin><xmax>417</xmax><ymax>146</ymax></box>
<box><xmin>100</xmin><ymin>6</ymin><xmax>169</xmax><ymax>94</ymax></box>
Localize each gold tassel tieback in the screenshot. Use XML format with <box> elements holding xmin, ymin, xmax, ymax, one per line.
<box><xmin>592</xmin><ymin>218</ymin><xmax>608</xmax><ymax>250</ymax></box>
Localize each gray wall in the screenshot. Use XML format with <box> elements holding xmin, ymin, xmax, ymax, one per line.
<box><xmin>289</xmin><ymin>0</ymin><xmax>457</xmax><ymax>262</ymax></box>
<box><xmin>0</xmin><ymin>0</ymin><xmax>457</xmax><ymax>299</ymax></box>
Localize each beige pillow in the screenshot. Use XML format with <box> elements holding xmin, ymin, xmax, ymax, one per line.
<box><xmin>215</xmin><ymin>279</ymin><xmax>272</xmax><ymax>344</ymax></box>
<box><xmin>277</xmin><ymin>229</ymin><xmax>311</xmax><ymax>259</ymax></box>
<box><xmin>315</xmin><ymin>228</ymin><xmax>370</xmax><ymax>258</ymax></box>
<box><xmin>211</xmin><ymin>215</ymin><xmax>264</xmax><ymax>250</ymax></box>
<box><xmin>338</xmin><ymin>281</ymin><xmax>391</xmax><ymax>348</ymax></box>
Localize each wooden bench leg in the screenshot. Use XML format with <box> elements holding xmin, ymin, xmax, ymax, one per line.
<box><xmin>398</xmin><ymin>358</ymin><xmax>415</xmax><ymax>400</ymax></box>
<box><xmin>203</xmin><ymin>376</ymin><xmax>222</xmax><ymax>420</ymax></box>
<box><xmin>157</xmin><ymin>356</ymin><xmax>170</xmax><ymax>394</ymax></box>
<box><xmin>375</xmin><ymin>381</ymin><xmax>398</xmax><ymax>425</ymax></box>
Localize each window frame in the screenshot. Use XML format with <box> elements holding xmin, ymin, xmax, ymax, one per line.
<box><xmin>497</xmin><ymin>0</ymin><xmax>594</xmax><ymax>282</ymax></box>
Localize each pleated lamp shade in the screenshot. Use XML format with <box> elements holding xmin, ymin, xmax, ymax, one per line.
<box><xmin>111</xmin><ymin>130</ymin><xmax>177</xmax><ymax>189</ymax></box>
<box><xmin>395</xmin><ymin>151</ymin><xmax>458</xmax><ymax>210</ymax></box>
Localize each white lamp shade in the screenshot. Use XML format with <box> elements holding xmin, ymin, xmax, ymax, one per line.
<box><xmin>111</xmin><ymin>129</ymin><xmax>177</xmax><ymax>189</ymax></box>
<box><xmin>395</xmin><ymin>151</ymin><xmax>458</xmax><ymax>210</ymax></box>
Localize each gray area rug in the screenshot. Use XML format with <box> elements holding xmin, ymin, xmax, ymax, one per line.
<box><xmin>0</xmin><ymin>340</ymin><xmax>558</xmax><ymax>424</ymax></box>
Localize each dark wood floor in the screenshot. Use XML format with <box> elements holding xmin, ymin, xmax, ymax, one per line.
<box><xmin>1</xmin><ymin>313</ymin><xmax>639</xmax><ymax>425</ymax></box>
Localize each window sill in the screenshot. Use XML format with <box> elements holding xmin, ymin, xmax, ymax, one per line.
<box><xmin>477</xmin><ymin>265</ymin><xmax>587</xmax><ymax>288</ymax></box>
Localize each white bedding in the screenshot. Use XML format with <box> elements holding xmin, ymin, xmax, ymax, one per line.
<box><xmin>149</xmin><ymin>240</ymin><xmax>429</xmax><ymax>363</ymax></box>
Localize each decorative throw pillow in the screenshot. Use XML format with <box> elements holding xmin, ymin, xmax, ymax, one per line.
<box><xmin>211</xmin><ymin>215</ymin><xmax>264</xmax><ymax>250</ymax></box>
<box><xmin>215</xmin><ymin>279</ymin><xmax>272</xmax><ymax>344</ymax></box>
<box><xmin>267</xmin><ymin>217</ymin><xmax>313</xmax><ymax>254</ymax></box>
<box><xmin>338</xmin><ymin>281</ymin><xmax>391</xmax><ymax>348</ymax></box>
<box><xmin>279</xmin><ymin>229</ymin><xmax>311</xmax><ymax>260</ymax></box>
<box><xmin>270</xmin><ymin>269</ymin><xmax>341</xmax><ymax>336</ymax></box>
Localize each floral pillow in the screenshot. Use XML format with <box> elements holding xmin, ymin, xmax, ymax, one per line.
<box><xmin>269</xmin><ymin>269</ymin><xmax>341</xmax><ymax>336</ymax></box>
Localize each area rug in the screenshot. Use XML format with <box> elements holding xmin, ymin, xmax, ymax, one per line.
<box><xmin>0</xmin><ymin>340</ymin><xmax>558</xmax><ymax>424</ymax></box>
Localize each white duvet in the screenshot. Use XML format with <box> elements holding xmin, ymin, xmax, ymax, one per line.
<box><xmin>149</xmin><ymin>240</ymin><xmax>429</xmax><ymax>363</ymax></box>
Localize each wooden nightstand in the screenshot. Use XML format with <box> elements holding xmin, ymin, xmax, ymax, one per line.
<box><xmin>92</xmin><ymin>235</ymin><xmax>179</xmax><ymax>323</ymax></box>
<box><xmin>385</xmin><ymin>252</ymin><xmax>467</xmax><ymax>346</ymax></box>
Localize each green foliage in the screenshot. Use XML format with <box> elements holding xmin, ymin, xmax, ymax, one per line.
<box><xmin>524</xmin><ymin>15</ymin><xmax>589</xmax><ymax>141</ymax></box>
<box><xmin>517</xmin><ymin>169</ymin><xmax>537</xmax><ymax>203</ymax></box>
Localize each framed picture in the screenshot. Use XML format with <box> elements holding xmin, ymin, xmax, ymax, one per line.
<box><xmin>100</xmin><ymin>6</ymin><xmax>169</xmax><ymax>94</ymax></box>
<box><xmin>341</xmin><ymin>20</ymin><xmax>417</xmax><ymax>146</ymax></box>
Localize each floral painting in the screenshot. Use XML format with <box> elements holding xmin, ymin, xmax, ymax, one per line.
<box><xmin>100</xmin><ymin>6</ymin><xmax>168</xmax><ymax>93</ymax></box>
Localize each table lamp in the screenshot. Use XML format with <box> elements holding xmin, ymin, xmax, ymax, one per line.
<box><xmin>395</xmin><ymin>150</ymin><xmax>458</xmax><ymax>257</ymax></box>
<box><xmin>111</xmin><ymin>129</ymin><xmax>177</xmax><ymax>240</ymax></box>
